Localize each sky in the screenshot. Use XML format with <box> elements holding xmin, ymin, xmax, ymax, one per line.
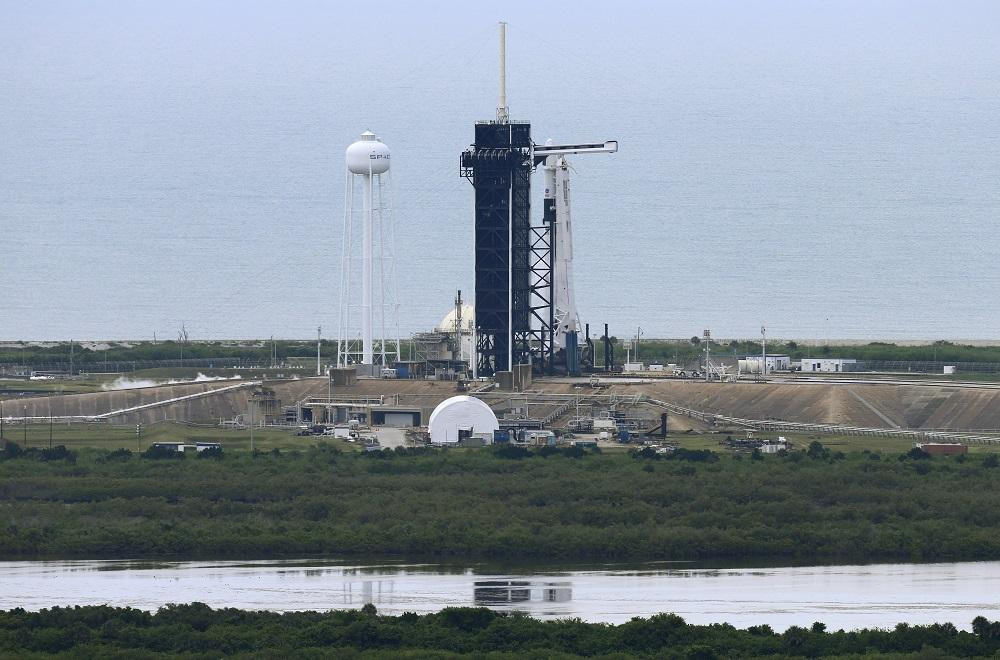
<box><xmin>1</xmin><ymin>1</ymin><xmax>998</xmax><ymax>341</ymax></box>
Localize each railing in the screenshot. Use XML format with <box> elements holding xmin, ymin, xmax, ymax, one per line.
<box><xmin>297</xmin><ymin>395</ymin><xmax>385</xmax><ymax>407</ymax></box>
<box><xmin>0</xmin><ymin>358</ymin><xmax>272</xmax><ymax>375</ymax></box>
<box><xmin>644</xmin><ymin>397</ymin><xmax>1000</xmax><ymax>446</ymax></box>
<box><xmin>860</xmin><ymin>360</ymin><xmax>1000</xmax><ymax>373</ymax></box>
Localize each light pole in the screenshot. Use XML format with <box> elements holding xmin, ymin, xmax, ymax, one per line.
<box><xmin>761</xmin><ymin>325</ymin><xmax>767</xmax><ymax>378</ymax></box>
<box><xmin>248</xmin><ymin>396</ymin><xmax>254</xmax><ymax>454</ymax></box>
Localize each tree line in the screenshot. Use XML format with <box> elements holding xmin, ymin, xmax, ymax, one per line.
<box><xmin>5</xmin><ymin>339</ymin><xmax>1000</xmax><ymax>370</ymax></box>
<box><xmin>636</xmin><ymin>339</ymin><xmax>1000</xmax><ymax>367</ymax></box>
<box><xmin>1</xmin><ymin>603</ymin><xmax>999</xmax><ymax>658</ymax></box>
<box><xmin>1</xmin><ymin>442</ymin><xmax>999</xmax><ymax>563</ymax></box>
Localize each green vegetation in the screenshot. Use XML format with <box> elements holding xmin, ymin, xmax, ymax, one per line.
<box><xmin>0</xmin><ymin>378</ymin><xmax>106</xmax><ymax>394</ymax></box>
<box><xmin>634</xmin><ymin>339</ymin><xmax>1000</xmax><ymax>370</ymax></box>
<box><xmin>6</xmin><ymin>421</ymin><xmax>998</xmax><ymax>460</ymax></box>
<box><xmin>2</xmin><ymin>604</ymin><xmax>1000</xmax><ymax>658</ymax></box>
<box><xmin>6</xmin><ymin>338</ymin><xmax>1000</xmax><ymax>373</ymax></box>
<box><xmin>0</xmin><ymin>421</ymin><xmax>339</xmax><ymax>453</ymax></box>
<box><xmin>0</xmin><ymin>340</ymin><xmax>319</xmax><ymax>367</ymax></box>
<box><xmin>0</xmin><ymin>338</ymin><xmax>414</xmax><ymax>369</ymax></box>
<box><xmin>1</xmin><ymin>443</ymin><xmax>999</xmax><ymax>562</ymax></box>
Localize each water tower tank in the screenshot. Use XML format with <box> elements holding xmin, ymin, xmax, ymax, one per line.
<box><xmin>346</xmin><ymin>131</ymin><xmax>391</xmax><ymax>175</ymax></box>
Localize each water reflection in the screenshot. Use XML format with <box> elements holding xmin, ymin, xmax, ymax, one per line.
<box><xmin>2</xmin><ymin>559</ymin><xmax>999</xmax><ymax>631</ymax></box>
<box><xmin>474</xmin><ymin>580</ymin><xmax>532</xmax><ymax>604</ymax></box>
<box><xmin>473</xmin><ymin>580</ymin><xmax>572</xmax><ymax>605</ymax></box>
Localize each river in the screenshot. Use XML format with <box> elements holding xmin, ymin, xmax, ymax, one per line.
<box><xmin>2</xmin><ymin>559</ymin><xmax>998</xmax><ymax>631</ymax></box>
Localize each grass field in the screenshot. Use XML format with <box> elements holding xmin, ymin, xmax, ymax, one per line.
<box><xmin>2</xmin><ymin>422</ymin><xmax>998</xmax><ymax>456</ymax></box>
<box><xmin>0</xmin><ymin>421</ymin><xmax>359</xmax><ymax>453</ymax></box>
<box><xmin>0</xmin><ymin>367</ymin><xmax>314</xmax><ymax>397</ymax></box>
<box><xmin>653</xmin><ymin>429</ymin><xmax>1000</xmax><ymax>455</ymax></box>
<box><xmin>0</xmin><ymin>379</ymin><xmax>108</xmax><ymax>395</ymax></box>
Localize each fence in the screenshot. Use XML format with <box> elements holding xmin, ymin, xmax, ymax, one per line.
<box><xmin>644</xmin><ymin>397</ymin><xmax>1000</xmax><ymax>446</ymax></box>
<box><xmin>0</xmin><ymin>358</ymin><xmax>270</xmax><ymax>376</ymax></box>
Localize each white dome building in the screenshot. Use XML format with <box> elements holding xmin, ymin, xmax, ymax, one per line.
<box><xmin>435</xmin><ymin>305</ymin><xmax>475</xmax><ymax>333</ymax></box>
<box><xmin>428</xmin><ymin>395</ymin><xmax>498</xmax><ymax>446</ymax></box>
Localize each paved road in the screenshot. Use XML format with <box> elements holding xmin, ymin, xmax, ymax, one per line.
<box><xmin>373</xmin><ymin>427</ymin><xmax>407</xmax><ymax>448</ymax></box>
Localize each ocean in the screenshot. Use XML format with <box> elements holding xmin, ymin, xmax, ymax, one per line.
<box><xmin>2</xmin><ymin>0</ymin><xmax>998</xmax><ymax>341</ymax></box>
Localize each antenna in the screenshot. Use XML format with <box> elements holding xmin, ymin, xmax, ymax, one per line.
<box><xmin>761</xmin><ymin>324</ymin><xmax>767</xmax><ymax>378</ymax></box>
<box><xmin>497</xmin><ymin>21</ymin><xmax>508</xmax><ymax>123</ymax></box>
<box><xmin>454</xmin><ymin>289</ymin><xmax>463</xmax><ymax>365</ymax></box>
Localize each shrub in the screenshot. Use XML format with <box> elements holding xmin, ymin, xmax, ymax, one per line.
<box><xmin>633</xmin><ymin>447</ymin><xmax>660</xmax><ymax>460</ymax></box>
<box><xmin>807</xmin><ymin>441</ymin><xmax>830</xmax><ymax>459</ymax></box>
<box><xmin>99</xmin><ymin>448</ymin><xmax>133</xmax><ymax>463</ymax></box>
<box><xmin>36</xmin><ymin>445</ymin><xmax>76</xmax><ymax>463</ymax></box>
<box><xmin>900</xmin><ymin>447</ymin><xmax>931</xmax><ymax>461</ymax></box>
<box><xmin>142</xmin><ymin>445</ymin><xmax>184</xmax><ymax>460</ymax></box>
<box><xmin>669</xmin><ymin>448</ymin><xmax>718</xmax><ymax>463</ymax></box>
<box><xmin>494</xmin><ymin>444</ymin><xmax>530</xmax><ymax>460</ymax></box>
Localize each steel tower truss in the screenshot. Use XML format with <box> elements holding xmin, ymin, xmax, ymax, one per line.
<box><xmin>461</xmin><ymin>121</ymin><xmax>547</xmax><ymax>376</ymax></box>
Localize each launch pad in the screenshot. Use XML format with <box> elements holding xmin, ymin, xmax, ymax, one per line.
<box><xmin>460</xmin><ymin>23</ymin><xmax>617</xmax><ymax>378</ymax></box>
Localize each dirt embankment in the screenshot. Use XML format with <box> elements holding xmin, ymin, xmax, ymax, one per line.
<box><xmin>614</xmin><ymin>380</ymin><xmax>1000</xmax><ymax>430</ymax></box>
<box><xmin>6</xmin><ymin>377</ymin><xmax>1000</xmax><ymax>431</ymax></box>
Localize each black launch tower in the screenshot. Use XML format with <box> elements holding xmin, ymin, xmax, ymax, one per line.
<box><xmin>460</xmin><ymin>121</ymin><xmax>538</xmax><ymax>377</ymax></box>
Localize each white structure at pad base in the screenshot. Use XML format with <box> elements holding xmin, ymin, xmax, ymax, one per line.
<box><xmin>337</xmin><ymin>131</ymin><xmax>400</xmax><ymax>367</ymax></box>
<box><xmin>739</xmin><ymin>355</ymin><xmax>790</xmax><ymax>374</ymax></box>
<box><xmin>428</xmin><ymin>395</ymin><xmax>499</xmax><ymax>446</ymax></box>
<box><xmin>800</xmin><ymin>358</ymin><xmax>859</xmax><ymax>373</ymax></box>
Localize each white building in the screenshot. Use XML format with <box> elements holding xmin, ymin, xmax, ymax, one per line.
<box><xmin>434</xmin><ymin>304</ymin><xmax>475</xmax><ymax>369</ymax></box>
<box><xmin>428</xmin><ymin>395</ymin><xmax>499</xmax><ymax>446</ymax></box>
<box><xmin>738</xmin><ymin>355</ymin><xmax>790</xmax><ymax>374</ymax></box>
<box><xmin>800</xmin><ymin>358</ymin><xmax>859</xmax><ymax>373</ymax></box>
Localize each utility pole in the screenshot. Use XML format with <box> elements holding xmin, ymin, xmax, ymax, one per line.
<box><xmin>761</xmin><ymin>325</ymin><xmax>767</xmax><ymax>379</ymax></box>
<box><xmin>69</xmin><ymin>339</ymin><xmax>74</xmax><ymax>377</ymax></box>
<box><xmin>455</xmin><ymin>290</ymin><xmax>463</xmax><ymax>366</ymax></box>
<box><xmin>635</xmin><ymin>327</ymin><xmax>642</xmax><ymax>362</ymax></box>
<box><xmin>178</xmin><ymin>323</ymin><xmax>188</xmax><ymax>364</ymax></box>
<box><xmin>316</xmin><ymin>326</ymin><xmax>322</xmax><ymax>376</ymax></box>
<box><xmin>703</xmin><ymin>329</ymin><xmax>711</xmax><ymax>382</ymax></box>
<box><xmin>248</xmin><ymin>397</ymin><xmax>254</xmax><ymax>453</ymax></box>
<box><xmin>23</xmin><ymin>406</ymin><xmax>27</xmax><ymax>448</ymax></box>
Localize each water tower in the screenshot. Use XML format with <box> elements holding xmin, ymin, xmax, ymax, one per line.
<box><xmin>336</xmin><ymin>131</ymin><xmax>400</xmax><ymax>369</ymax></box>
